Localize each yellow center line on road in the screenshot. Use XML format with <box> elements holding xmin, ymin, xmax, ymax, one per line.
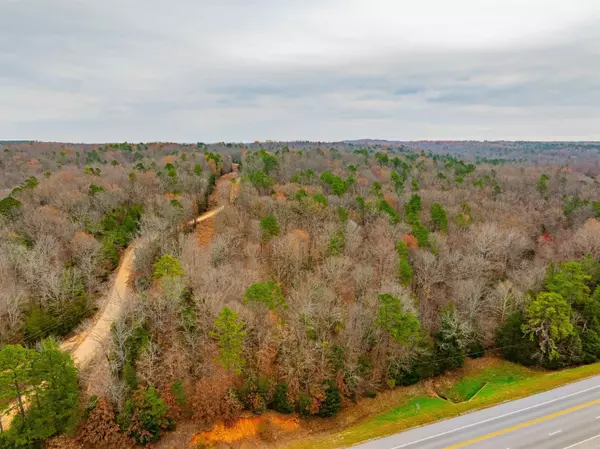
<box><xmin>444</xmin><ymin>398</ymin><xmax>600</xmax><ymax>449</ymax></box>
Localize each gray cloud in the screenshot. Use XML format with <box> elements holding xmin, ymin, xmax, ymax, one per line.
<box><xmin>1</xmin><ymin>0</ymin><xmax>599</xmax><ymax>141</ymax></box>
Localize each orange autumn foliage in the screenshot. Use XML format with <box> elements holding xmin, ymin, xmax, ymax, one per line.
<box><xmin>77</xmin><ymin>397</ymin><xmax>134</xmax><ymax>448</ymax></box>
<box><xmin>27</xmin><ymin>158</ymin><xmax>42</xmax><ymax>170</ymax></box>
<box><xmin>161</xmin><ymin>155</ymin><xmax>177</xmax><ymax>165</ymax></box>
<box><xmin>383</xmin><ymin>192</ymin><xmax>398</xmax><ymax>210</ymax></box>
<box><xmin>371</xmin><ymin>167</ymin><xmax>383</xmax><ymax>178</ymax></box>
<box><xmin>402</xmin><ymin>234</ymin><xmax>419</xmax><ymax>249</ymax></box>
<box><xmin>356</xmin><ymin>176</ymin><xmax>370</xmax><ymax>187</ymax></box>
<box><xmin>188</xmin><ymin>415</ymin><xmax>299</xmax><ymax>446</ymax></box>
<box><xmin>273</xmin><ymin>191</ymin><xmax>287</xmax><ymax>202</ymax></box>
<box><xmin>288</xmin><ymin>229</ymin><xmax>310</xmax><ymax>251</ymax></box>
<box><xmin>585</xmin><ymin>218</ymin><xmax>600</xmax><ymax>230</ymax></box>
<box><xmin>189</xmin><ymin>366</ymin><xmax>242</xmax><ymax>426</ymax></box>
<box><xmin>207</xmin><ymin>158</ymin><xmax>218</xmax><ymax>174</ymax></box>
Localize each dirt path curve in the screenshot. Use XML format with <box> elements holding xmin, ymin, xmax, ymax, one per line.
<box><xmin>1</xmin><ymin>166</ymin><xmax>240</xmax><ymax>431</ymax></box>
<box><xmin>60</xmin><ymin>246</ymin><xmax>135</xmax><ymax>369</ymax></box>
<box><xmin>187</xmin><ymin>205</ymin><xmax>225</xmax><ymax>227</ymax></box>
<box><xmin>65</xmin><ymin>167</ymin><xmax>239</xmax><ymax>369</ymax></box>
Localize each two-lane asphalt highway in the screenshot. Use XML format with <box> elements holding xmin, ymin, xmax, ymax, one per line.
<box><xmin>354</xmin><ymin>375</ymin><xmax>600</xmax><ymax>449</ymax></box>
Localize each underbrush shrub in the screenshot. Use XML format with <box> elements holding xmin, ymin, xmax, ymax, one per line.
<box><xmin>123</xmin><ymin>323</ymin><xmax>150</xmax><ymax>367</ymax></box>
<box><xmin>171</xmin><ymin>381</ymin><xmax>187</xmax><ymax>407</ymax></box>
<box><xmin>296</xmin><ymin>383</ymin><xmax>336</xmax><ymax>418</ymax></box>
<box><xmin>467</xmin><ymin>340</ymin><xmax>486</xmax><ymax>359</ymax></box>
<box><xmin>119</xmin><ymin>386</ymin><xmax>171</xmax><ymax>445</ymax></box>
<box><xmin>162</xmin><ymin>382</ymin><xmax>188</xmax><ymax>420</ymax></box>
<box><xmin>239</xmin><ymin>378</ymin><xmax>271</xmax><ymax>415</ymax></box>
<box><xmin>350</xmin><ymin>355</ymin><xmax>377</xmax><ymax>398</ymax></box>
<box><xmin>337</xmin><ymin>206</ymin><xmax>349</xmax><ymax>223</ymax></box>
<box><xmin>538</xmin><ymin>333</ymin><xmax>583</xmax><ymax>370</ymax></box>
<box><xmin>297</xmin><ymin>392</ymin><xmax>313</xmax><ymax>417</ymax></box>
<box><xmin>391</xmin><ymin>364</ymin><xmax>422</xmax><ymax>387</ymax></box>
<box><xmin>78</xmin><ymin>397</ymin><xmax>132</xmax><ymax>448</ymax></box>
<box><xmin>581</xmin><ymin>326</ymin><xmax>600</xmax><ymax>364</ymax></box>
<box><xmin>133</xmin><ymin>275</ymin><xmax>151</xmax><ymax>292</ymax></box>
<box><xmin>318</xmin><ymin>380</ymin><xmax>341</xmax><ymax>417</ymax></box>
<box><xmin>190</xmin><ymin>367</ymin><xmax>242</xmax><ymax>426</ymax></box>
<box><xmin>388</xmin><ymin>346</ymin><xmax>433</xmax><ymax>388</ymax></box>
<box><xmin>123</xmin><ymin>362</ymin><xmax>139</xmax><ymax>391</ymax></box>
<box><xmin>495</xmin><ymin>311</ymin><xmax>537</xmax><ymax>366</ymax></box>
<box><xmin>271</xmin><ymin>383</ymin><xmax>294</xmax><ymax>414</ymax></box>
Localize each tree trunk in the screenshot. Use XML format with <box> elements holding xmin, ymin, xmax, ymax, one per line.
<box><xmin>13</xmin><ymin>376</ymin><xmax>26</xmax><ymax>426</ymax></box>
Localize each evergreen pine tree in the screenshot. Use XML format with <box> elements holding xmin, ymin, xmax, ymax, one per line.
<box><xmin>210</xmin><ymin>307</ymin><xmax>247</xmax><ymax>374</ymax></box>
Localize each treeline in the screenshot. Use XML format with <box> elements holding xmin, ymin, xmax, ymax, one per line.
<box><xmin>399</xmin><ymin>141</ymin><xmax>600</xmax><ymax>176</ymax></box>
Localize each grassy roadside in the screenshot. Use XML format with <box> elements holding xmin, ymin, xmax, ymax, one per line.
<box><xmin>284</xmin><ymin>358</ymin><xmax>600</xmax><ymax>449</ymax></box>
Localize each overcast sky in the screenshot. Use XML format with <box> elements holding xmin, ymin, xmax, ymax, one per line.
<box><xmin>1</xmin><ymin>0</ymin><xmax>599</xmax><ymax>142</ymax></box>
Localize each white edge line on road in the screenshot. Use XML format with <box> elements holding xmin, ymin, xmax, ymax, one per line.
<box><xmin>389</xmin><ymin>383</ymin><xmax>600</xmax><ymax>449</ymax></box>
<box><xmin>549</xmin><ymin>430</ymin><xmax>563</xmax><ymax>436</ymax></box>
<box><xmin>562</xmin><ymin>433</ymin><xmax>600</xmax><ymax>449</ymax></box>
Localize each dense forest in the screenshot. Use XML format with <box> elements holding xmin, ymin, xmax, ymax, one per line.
<box><xmin>1</xmin><ymin>140</ymin><xmax>600</xmax><ymax>448</ymax></box>
<box><xmin>251</xmin><ymin>140</ymin><xmax>600</xmax><ymax>175</ymax></box>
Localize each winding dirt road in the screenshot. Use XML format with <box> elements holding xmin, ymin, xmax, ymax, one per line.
<box><xmin>60</xmin><ymin>246</ymin><xmax>135</xmax><ymax>369</ymax></box>
<box><xmin>1</xmin><ymin>167</ymin><xmax>239</xmax><ymax>431</ymax></box>
<box><xmin>65</xmin><ymin>165</ymin><xmax>238</xmax><ymax>369</ymax></box>
<box><xmin>65</xmin><ymin>203</ymin><xmax>230</xmax><ymax>369</ymax></box>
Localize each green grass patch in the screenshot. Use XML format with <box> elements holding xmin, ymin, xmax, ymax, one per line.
<box><xmin>439</xmin><ymin>379</ymin><xmax>486</xmax><ymax>402</ymax></box>
<box><xmin>285</xmin><ymin>359</ymin><xmax>600</xmax><ymax>449</ymax></box>
<box><xmin>374</xmin><ymin>396</ymin><xmax>447</xmax><ymax>424</ymax></box>
<box><xmin>440</xmin><ymin>362</ymin><xmax>531</xmax><ymax>402</ymax></box>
